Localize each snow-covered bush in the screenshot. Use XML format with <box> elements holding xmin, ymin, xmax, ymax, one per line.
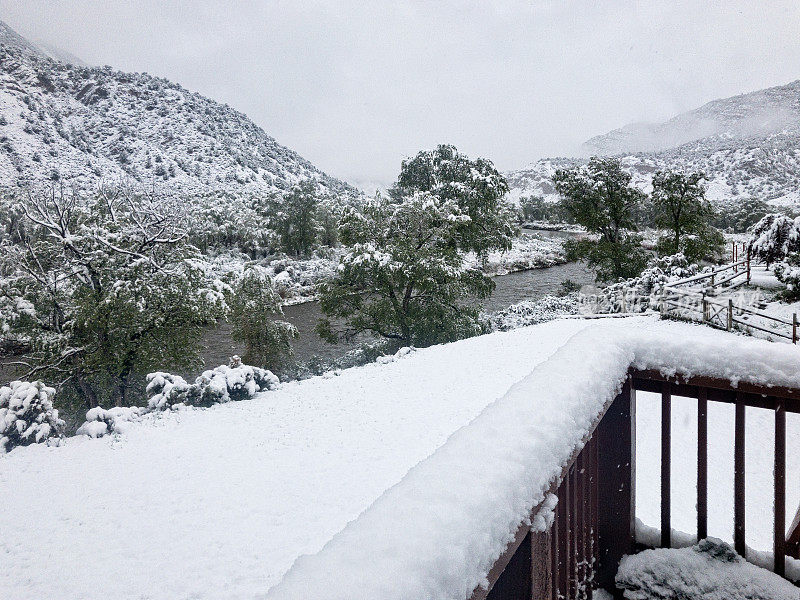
<box><xmin>194</xmin><ymin>356</ymin><xmax>280</xmax><ymax>405</ymax></box>
<box><xmin>75</xmin><ymin>406</ymin><xmax>145</xmax><ymax>438</ymax></box>
<box><xmin>0</xmin><ymin>380</ymin><xmax>64</xmax><ymax>452</ymax></box>
<box><xmin>76</xmin><ymin>357</ymin><xmax>280</xmax><ymax>440</ymax></box>
<box><xmin>144</xmin><ymin>356</ymin><xmax>280</xmax><ymax>411</ymax></box>
<box><xmin>487</xmin><ymin>294</ymin><xmax>581</xmax><ymax>331</ymax></box>
<box><xmin>616</xmin><ymin>538</ymin><xmax>798</xmax><ymax>600</ymax></box>
<box><xmin>773</xmin><ymin>257</ymin><xmax>800</xmax><ymax>300</ymax></box>
<box><xmin>145</xmin><ymin>372</ymin><xmax>194</xmax><ymax>410</ymax></box>
<box><xmin>748</xmin><ymin>213</ymin><xmax>800</xmax><ymax>265</ymax></box>
<box><xmin>589</xmin><ymin>253</ymin><xmax>700</xmax><ymax>313</ymax></box>
<box><xmin>374</xmin><ymin>346</ymin><xmax>416</xmax><ymax>365</ymax></box>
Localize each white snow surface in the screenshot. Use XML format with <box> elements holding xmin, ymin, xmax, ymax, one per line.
<box><xmin>617</xmin><ymin>538</ymin><xmax>799</xmax><ymax>600</ymax></box>
<box><xmin>2</xmin><ymin>318</ymin><xmax>800</xmax><ymax>599</ymax></box>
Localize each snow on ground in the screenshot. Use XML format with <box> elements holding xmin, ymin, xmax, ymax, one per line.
<box><xmin>617</xmin><ymin>538</ymin><xmax>799</xmax><ymax>600</ymax></box>
<box><xmin>266</xmin><ymin>320</ymin><xmax>800</xmax><ymax>600</ymax></box>
<box><xmin>2</xmin><ymin>317</ymin><xmax>799</xmax><ymax>599</ymax></box>
<box><xmin>0</xmin><ymin>318</ymin><xmax>600</xmax><ymax>600</ymax></box>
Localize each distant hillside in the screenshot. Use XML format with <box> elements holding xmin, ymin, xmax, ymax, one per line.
<box><xmin>0</xmin><ymin>20</ymin><xmax>351</xmax><ymax>198</ymax></box>
<box><xmin>508</xmin><ymin>80</ymin><xmax>800</xmax><ymax>208</ymax></box>
<box><xmin>583</xmin><ymin>81</ymin><xmax>800</xmax><ymax>156</ymax></box>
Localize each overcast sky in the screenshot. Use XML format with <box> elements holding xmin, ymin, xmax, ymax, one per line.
<box><xmin>2</xmin><ymin>1</ymin><xmax>800</xmax><ymax>187</ymax></box>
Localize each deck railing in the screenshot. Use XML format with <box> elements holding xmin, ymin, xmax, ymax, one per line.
<box><xmin>473</xmin><ymin>369</ymin><xmax>800</xmax><ymax>599</ymax></box>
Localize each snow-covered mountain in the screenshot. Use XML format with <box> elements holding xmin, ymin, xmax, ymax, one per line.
<box><xmin>0</xmin><ymin>20</ymin><xmax>350</xmax><ymax>197</ymax></box>
<box><xmin>509</xmin><ymin>80</ymin><xmax>800</xmax><ymax>208</ymax></box>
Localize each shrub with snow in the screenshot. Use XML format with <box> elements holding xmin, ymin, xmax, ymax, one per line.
<box><xmin>145</xmin><ymin>372</ymin><xmax>194</xmax><ymax>410</ymax></box>
<box><xmin>77</xmin><ymin>358</ymin><xmax>280</xmax><ymax>440</ymax></box>
<box><xmin>194</xmin><ymin>356</ymin><xmax>280</xmax><ymax>405</ymax></box>
<box><xmin>747</xmin><ymin>213</ymin><xmax>800</xmax><ymax>266</ymax></box>
<box><xmin>773</xmin><ymin>257</ymin><xmax>800</xmax><ymax>300</ymax></box>
<box><xmin>75</xmin><ymin>406</ymin><xmax>146</xmax><ymax>438</ymax></box>
<box><xmin>487</xmin><ymin>294</ymin><xmax>581</xmax><ymax>331</ymax></box>
<box><xmin>144</xmin><ymin>356</ymin><xmax>280</xmax><ymax>411</ymax></box>
<box><xmin>589</xmin><ymin>253</ymin><xmax>700</xmax><ymax>314</ymax></box>
<box><xmin>0</xmin><ymin>380</ymin><xmax>64</xmax><ymax>452</ymax></box>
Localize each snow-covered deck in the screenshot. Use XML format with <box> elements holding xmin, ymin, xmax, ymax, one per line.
<box><xmin>2</xmin><ymin>317</ymin><xmax>800</xmax><ymax>599</ymax></box>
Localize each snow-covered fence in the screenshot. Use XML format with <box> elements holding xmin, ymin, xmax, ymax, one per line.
<box><xmin>471</xmin><ymin>369</ymin><xmax>800</xmax><ymax>600</ymax></box>
<box><xmin>659</xmin><ymin>247</ymin><xmax>800</xmax><ymax>343</ymax></box>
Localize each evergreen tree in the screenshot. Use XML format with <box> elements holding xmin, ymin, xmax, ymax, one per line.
<box><xmin>552</xmin><ymin>157</ymin><xmax>647</xmax><ymax>281</ymax></box>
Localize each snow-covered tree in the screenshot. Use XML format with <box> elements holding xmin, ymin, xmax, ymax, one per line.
<box><xmin>272</xmin><ymin>181</ymin><xmax>323</xmax><ymax>256</ymax></box>
<box><xmin>393</xmin><ymin>144</ymin><xmax>516</xmax><ymax>258</ymax></box>
<box><xmin>552</xmin><ymin>157</ymin><xmax>648</xmax><ymax>281</ymax></box>
<box><xmin>0</xmin><ymin>380</ymin><xmax>64</xmax><ymax>452</ymax></box>
<box><xmin>0</xmin><ymin>186</ymin><xmax>227</xmax><ymax>408</ymax></box>
<box><xmin>317</xmin><ymin>192</ymin><xmax>493</xmax><ymax>347</ymax></box>
<box><xmin>229</xmin><ymin>266</ymin><xmax>297</xmax><ymax>374</ymax></box>
<box><xmin>747</xmin><ymin>214</ymin><xmax>800</xmax><ymax>266</ymax></box>
<box><xmin>651</xmin><ymin>169</ymin><xmax>724</xmax><ymax>262</ymax></box>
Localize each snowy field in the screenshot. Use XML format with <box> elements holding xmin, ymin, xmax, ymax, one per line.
<box><xmin>2</xmin><ymin>317</ymin><xmax>799</xmax><ymax>599</ymax></box>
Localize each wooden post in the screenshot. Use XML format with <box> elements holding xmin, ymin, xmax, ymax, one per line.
<box><xmin>661</xmin><ymin>382</ymin><xmax>672</xmax><ymax>548</ymax></box>
<box><xmin>734</xmin><ymin>395</ymin><xmax>746</xmax><ymax>557</ymax></box>
<box><xmin>727</xmin><ymin>298</ymin><xmax>733</xmax><ymax>331</ymax></box>
<box><xmin>596</xmin><ymin>379</ymin><xmax>636</xmax><ymax>592</ymax></box>
<box><xmin>746</xmin><ymin>248</ymin><xmax>751</xmax><ymax>284</ymax></box>
<box><xmin>702</xmin><ymin>296</ymin><xmax>708</xmax><ymax>323</ymax></box>
<box><xmin>775</xmin><ymin>398</ymin><xmax>786</xmax><ymax>577</ymax></box>
<box><xmin>697</xmin><ymin>387</ymin><xmax>708</xmax><ymax>541</ymax></box>
<box><xmin>793</xmin><ymin>314</ymin><xmax>797</xmax><ymax>345</ymax></box>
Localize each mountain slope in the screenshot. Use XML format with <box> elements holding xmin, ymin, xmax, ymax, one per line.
<box><xmin>583</xmin><ymin>80</ymin><xmax>800</xmax><ymax>156</ymax></box>
<box><xmin>509</xmin><ymin>80</ymin><xmax>800</xmax><ymax>208</ymax></box>
<box><xmin>0</xmin><ymin>21</ymin><xmax>350</xmax><ymax>197</ymax></box>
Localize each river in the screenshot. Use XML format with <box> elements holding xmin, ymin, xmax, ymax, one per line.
<box><xmin>199</xmin><ymin>257</ymin><xmax>595</xmax><ymax>369</ymax></box>
<box><xmin>2</xmin><ymin>230</ymin><xmax>594</xmax><ymax>380</ymax></box>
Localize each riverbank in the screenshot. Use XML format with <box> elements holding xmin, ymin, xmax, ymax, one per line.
<box><xmin>258</xmin><ymin>230</ymin><xmax>568</xmax><ymax>306</ymax></box>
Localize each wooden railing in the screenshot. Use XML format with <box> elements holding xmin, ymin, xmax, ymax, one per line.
<box><xmin>473</xmin><ymin>370</ymin><xmax>800</xmax><ymax>599</ymax></box>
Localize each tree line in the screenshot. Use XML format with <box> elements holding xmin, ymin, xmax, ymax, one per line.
<box><xmin>0</xmin><ymin>148</ymin><xmax>742</xmax><ymax>424</ymax></box>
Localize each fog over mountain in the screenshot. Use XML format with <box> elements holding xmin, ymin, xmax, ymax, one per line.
<box><xmin>508</xmin><ymin>79</ymin><xmax>800</xmax><ymax>209</ymax></box>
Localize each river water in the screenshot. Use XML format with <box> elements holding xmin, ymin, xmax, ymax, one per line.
<box><xmin>200</xmin><ymin>256</ymin><xmax>595</xmax><ymax>368</ymax></box>
<box><xmin>2</xmin><ymin>230</ymin><xmax>594</xmax><ymax>379</ymax></box>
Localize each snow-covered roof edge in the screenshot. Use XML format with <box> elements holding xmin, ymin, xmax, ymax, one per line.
<box><xmin>264</xmin><ymin>322</ymin><xmax>800</xmax><ymax>600</ymax></box>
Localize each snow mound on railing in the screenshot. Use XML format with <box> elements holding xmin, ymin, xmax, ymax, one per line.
<box><xmin>265</xmin><ymin>321</ymin><xmax>800</xmax><ymax>600</ymax></box>
<box><xmin>616</xmin><ymin>538</ymin><xmax>798</xmax><ymax>600</ymax></box>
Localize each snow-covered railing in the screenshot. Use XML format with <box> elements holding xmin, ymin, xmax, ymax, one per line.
<box><xmin>263</xmin><ymin>324</ymin><xmax>800</xmax><ymax>600</ymax></box>
<box><xmin>630</xmin><ymin>370</ymin><xmax>800</xmax><ymax>580</ymax></box>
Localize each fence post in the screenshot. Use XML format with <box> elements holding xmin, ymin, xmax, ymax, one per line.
<box><xmin>596</xmin><ymin>378</ymin><xmax>636</xmax><ymax>592</ymax></box>
<box><xmin>727</xmin><ymin>298</ymin><xmax>733</xmax><ymax>331</ymax></box>
<box><xmin>793</xmin><ymin>314</ymin><xmax>797</xmax><ymax>345</ymax></box>
<box><xmin>746</xmin><ymin>248</ymin><xmax>751</xmax><ymax>284</ymax></box>
<box><xmin>702</xmin><ymin>296</ymin><xmax>708</xmax><ymax>323</ymax></box>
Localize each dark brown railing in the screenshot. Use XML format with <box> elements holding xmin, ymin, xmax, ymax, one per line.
<box><xmin>472</xmin><ymin>369</ymin><xmax>800</xmax><ymax>600</ymax></box>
